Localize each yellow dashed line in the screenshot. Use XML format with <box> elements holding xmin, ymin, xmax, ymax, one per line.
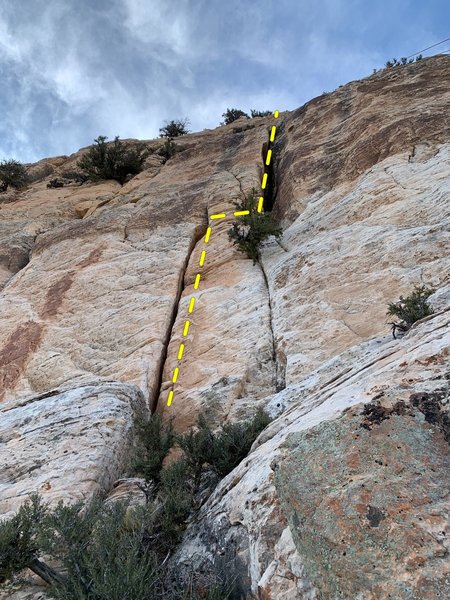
<box><xmin>167</xmin><ymin>111</ymin><xmax>279</xmax><ymax>408</ymax></box>
<box><xmin>261</xmin><ymin>173</ymin><xmax>268</xmax><ymax>189</ymax></box>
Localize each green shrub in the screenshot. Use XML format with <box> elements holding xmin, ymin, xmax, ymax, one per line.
<box><xmin>387</xmin><ymin>285</ymin><xmax>434</xmax><ymax>338</ymax></box>
<box><xmin>221</xmin><ymin>108</ymin><xmax>249</xmax><ymax>125</ymax></box>
<box><xmin>133</xmin><ymin>414</ymin><xmax>175</xmax><ymax>483</ymax></box>
<box><xmin>0</xmin><ymin>496</ymin><xmax>164</xmax><ymax>598</ymax></box>
<box><xmin>178</xmin><ymin>408</ymin><xmax>271</xmax><ymax>481</ymax></box>
<box><xmin>48</xmin><ymin>501</ymin><xmax>160</xmax><ymax>600</ymax></box>
<box><xmin>158</xmin><ymin>460</ymin><xmax>194</xmax><ymax>547</ymax></box>
<box><xmin>77</xmin><ymin>136</ymin><xmax>148</xmax><ymax>185</ymax></box>
<box><xmin>158</xmin><ymin>138</ymin><xmax>177</xmax><ymax>162</ymax></box>
<box><xmin>1</xmin><ymin>407</ymin><xmax>271</xmax><ymax>596</ymax></box>
<box><xmin>228</xmin><ymin>188</ymin><xmax>282</xmax><ymax>264</ymax></box>
<box><xmin>250</xmin><ymin>109</ymin><xmax>272</xmax><ymax>118</ymax></box>
<box><xmin>208</xmin><ymin>408</ymin><xmax>271</xmax><ymax>478</ymax></box>
<box><xmin>177</xmin><ymin>415</ymin><xmax>215</xmax><ymax>486</ymax></box>
<box><xmin>0</xmin><ymin>495</ymin><xmax>45</xmax><ymax>583</ymax></box>
<box><xmin>0</xmin><ymin>159</ymin><xmax>29</xmax><ymax>192</ymax></box>
<box><xmin>0</xmin><ymin>493</ymin><xmax>234</xmax><ymax>599</ymax></box>
<box><xmin>159</xmin><ymin>119</ymin><xmax>190</xmax><ymax>138</ymax></box>
<box><xmin>385</xmin><ymin>55</ymin><xmax>421</xmax><ymax>69</ymax></box>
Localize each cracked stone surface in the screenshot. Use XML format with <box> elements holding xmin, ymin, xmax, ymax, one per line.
<box><xmin>274</xmin><ymin>403</ymin><xmax>450</xmax><ymax>599</ymax></box>
<box><xmin>157</xmin><ymin>188</ymin><xmax>277</xmax><ymax>431</ymax></box>
<box><xmin>262</xmin><ymin>141</ymin><xmax>450</xmax><ymax>386</ymax></box>
<box><xmin>173</xmin><ymin>309</ymin><xmax>450</xmax><ymax>599</ymax></box>
<box><xmin>0</xmin><ymin>123</ymin><xmax>268</xmax><ymax>408</ymax></box>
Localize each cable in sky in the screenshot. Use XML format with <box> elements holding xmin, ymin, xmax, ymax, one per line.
<box><xmin>406</xmin><ymin>36</ymin><xmax>450</xmax><ymax>58</ymax></box>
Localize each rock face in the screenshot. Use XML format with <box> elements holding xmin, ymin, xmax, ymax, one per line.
<box><xmin>0</xmin><ymin>382</ymin><xmax>146</xmax><ymax>519</ymax></box>
<box><xmin>173</xmin><ymin>309</ymin><xmax>450</xmax><ymax>599</ymax></box>
<box><xmin>275</xmin><ymin>400</ymin><xmax>450</xmax><ymax>599</ymax></box>
<box><xmin>1</xmin><ymin>55</ymin><xmax>450</xmax><ymax>599</ymax></box>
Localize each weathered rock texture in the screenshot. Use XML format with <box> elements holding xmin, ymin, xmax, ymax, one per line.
<box><xmin>0</xmin><ymin>382</ymin><xmax>145</xmax><ymax>519</ymax></box>
<box><xmin>174</xmin><ymin>309</ymin><xmax>450</xmax><ymax>599</ymax></box>
<box><xmin>1</xmin><ymin>55</ymin><xmax>450</xmax><ymax>599</ymax></box>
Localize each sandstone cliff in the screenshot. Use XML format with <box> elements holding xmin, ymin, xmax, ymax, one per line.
<box><xmin>0</xmin><ymin>55</ymin><xmax>449</xmax><ymax>599</ymax></box>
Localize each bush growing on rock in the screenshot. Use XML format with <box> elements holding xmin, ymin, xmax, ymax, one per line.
<box><xmin>47</xmin><ymin>178</ymin><xmax>64</xmax><ymax>189</ymax></box>
<box><xmin>177</xmin><ymin>415</ymin><xmax>216</xmax><ymax>486</ymax></box>
<box><xmin>387</xmin><ymin>285</ymin><xmax>435</xmax><ymax>338</ymax></box>
<box><xmin>158</xmin><ymin>138</ymin><xmax>177</xmax><ymax>162</ymax></box>
<box><xmin>133</xmin><ymin>414</ymin><xmax>175</xmax><ymax>483</ymax></box>
<box><xmin>134</xmin><ymin>409</ymin><xmax>271</xmax><ymax>486</ymax></box>
<box><xmin>0</xmin><ymin>495</ymin><xmax>48</xmax><ymax>585</ymax></box>
<box><xmin>250</xmin><ymin>109</ymin><xmax>272</xmax><ymax>118</ymax></box>
<box><xmin>158</xmin><ymin>460</ymin><xmax>194</xmax><ymax>547</ymax></box>
<box><xmin>0</xmin><ymin>494</ymin><xmax>230</xmax><ymax>599</ymax></box>
<box><xmin>221</xmin><ymin>108</ymin><xmax>249</xmax><ymax>125</ymax></box>
<box><xmin>1</xmin><ymin>407</ymin><xmax>271</xmax><ymax>596</ymax></box>
<box><xmin>77</xmin><ymin>135</ymin><xmax>148</xmax><ymax>185</ymax></box>
<box><xmin>385</xmin><ymin>55</ymin><xmax>422</xmax><ymax>69</ymax></box>
<box><xmin>228</xmin><ymin>188</ymin><xmax>282</xmax><ymax>264</ymax></box>
<box><xmin>159</xmin><ymin>119</ymin><xmax>190</xmax><ymax>138</ymax></box>
<box><xmin>0</xmin><ymin>159</ymin><xmax>29</xmax><ymax>192</ymax></box>
<box><xmin>207</xmin><ymin>407</ymin><xmax>271</xmax><ymax>477</ymax></box>
<box><xmin>177</xmin><ymin>408</ymin><xmax>271</xmax><ymax>480</ymax></box>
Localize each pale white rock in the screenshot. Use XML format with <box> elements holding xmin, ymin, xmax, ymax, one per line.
<box><xmin>173</xmin><ymin>307</ymin><xmax>450</xmax><ymax>598</ymax></box>
<box><xmin>0</xmin><ymin>382</ymin><xmax>146</xmax><ymax>519</ymax></box>
<box><xmin>157</xmin><ymin>188</ymin><xmax>277</xmax><ymax>430</ymax></box>
<box><xmin>262</xmin><ymin>142</ymin><xmax>450</xmax><ymax>387</ymax></box>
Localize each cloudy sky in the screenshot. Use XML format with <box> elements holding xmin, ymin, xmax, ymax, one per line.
<box><xmin>0</xmin><ymin>0</ymin><xmax>449</xmax><ymax>163</ymax></box>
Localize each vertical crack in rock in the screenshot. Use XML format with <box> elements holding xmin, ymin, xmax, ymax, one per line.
<box><xmin>258</xmin><ymin>131</ymin><xmax>286</xmax><ymax>391</ymax></box>
<box><xmin>228</xmin><ymin>170</ymin><xmax>246</xmax><ymax>201</ymax></box>
<box><xmin>261</xmin><ymin>140</ymin><xmax>278</xmax><ymax>213</ymax></box>
<box><xmin>150</xmin><ymin>219</ymin><xmax>208</xmax><ymax>412</ymax></box>
<box><xmin>258</xmin><ymin>259</ymin><xmax>286</xmax><ymax>392</ymax></box>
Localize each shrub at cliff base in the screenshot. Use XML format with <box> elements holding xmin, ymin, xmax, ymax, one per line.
<box><xmin>133</xmin><ymin>414</ymin><xmax>175</xmax><ymax>483</ymax></box>
<box><xmin>0</xmin><ymin>409</ymin><xmax>271</xmax><ymax>598</ymax></box>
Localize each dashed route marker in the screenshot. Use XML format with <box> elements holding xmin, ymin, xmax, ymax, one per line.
<box><xmin>167</xmin><ymin>110</ymin><xmax>280</xmax><ymax>407</ymax></box>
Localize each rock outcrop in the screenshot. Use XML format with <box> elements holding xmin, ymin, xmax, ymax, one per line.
<box><xmin>0</xmin><ymin>55</ymin><xmax>449</xmax><ymax>599</ymax></box>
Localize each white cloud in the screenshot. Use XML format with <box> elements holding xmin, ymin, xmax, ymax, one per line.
<box><xmin>0</xmin><ymin>0</ymin><xmax>447</xmax><ymax>162</ymax></box>
<box><xmin>123</xmin><ymin>0</ymin><xmax>196</xmax><ymax>59</ymax></box>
